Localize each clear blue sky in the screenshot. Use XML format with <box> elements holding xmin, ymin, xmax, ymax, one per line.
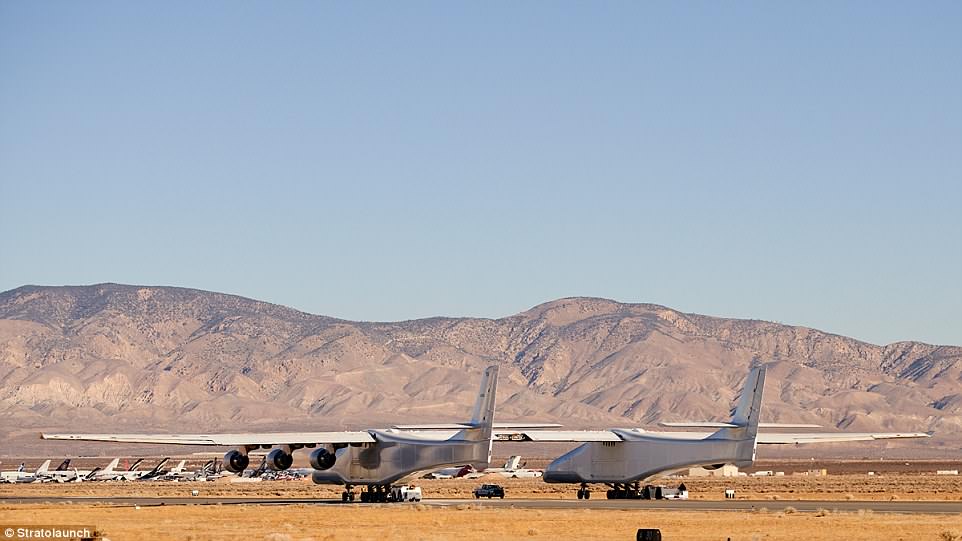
<box><xmin>1</xmin><ymin>1</ymin><xmax>959</xmax><ymax>346</ymax></box>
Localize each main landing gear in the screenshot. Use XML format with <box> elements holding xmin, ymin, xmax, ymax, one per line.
<box><xmin>576</xmin><ymin>482</ymin><xmax>648</xmax><ymax>500</ymax></box>
<box><xmin>341</xmin><ymin>484</ymin><xmax>355</xmax><ymax>502</ymax></box>
<box><xmin>605</xmin><ymin>482</ymin><xmax>642</xmax><ymax>499</ymax></box>
<box><xmin>359</xmin><ymin>484</ymin><xmax>391</xmax><ymax>503</ymax></box>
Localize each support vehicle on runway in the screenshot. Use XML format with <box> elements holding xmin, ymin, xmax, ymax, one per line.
<box><xmin>389</xmin><ymin>485</ymin><xmax>422</xmax><ymax>502</ymax></box>
<box><xmin>473</xmin><ymin>483</ymin><xmax>505</xmax><ymax>499</ymax></box>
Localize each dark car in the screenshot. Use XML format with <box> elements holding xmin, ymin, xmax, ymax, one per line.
<box><xmin>473</xmin><ymin>484</ymin><xmax>505</xmax><ymax>499</ymax></box>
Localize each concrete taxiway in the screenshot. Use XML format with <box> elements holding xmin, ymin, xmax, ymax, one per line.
<box><xmin>1</xmin><ymin>496</ymin><xmax>959</xmax><ymax>514</ymax></box>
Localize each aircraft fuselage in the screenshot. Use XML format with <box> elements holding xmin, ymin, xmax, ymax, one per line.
<box><xmin>543</xmin><ymin>432</ymin><xmax>756</xmax><ymax>484</ymax></box>
<box><xmin>312</xmin><ymin>430</ymin><xmax>490</xmax><ymax>486</ymax></box>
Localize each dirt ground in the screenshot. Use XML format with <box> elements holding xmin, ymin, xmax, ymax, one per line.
<box><xmin>1</xmin><ymin>503</ymin><xmax>961</xmax><ymax>541</ymax></box>
<box><xmin>3</xmin><ymin>473</ymin><xmax>962</xmax><ymax>501</ymax></box>
<box><xmin>4</xmin><ymin>469</ymin><xmax>962</xmax><ymax>540</ymax></box>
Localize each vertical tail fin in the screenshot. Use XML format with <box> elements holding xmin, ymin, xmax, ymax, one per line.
<box><xmin>454</xmin><ymin>363</ymin><xmax>499</xmax><ymax>465</ymax></box>
<box><xmin>709</xmin><ymin>364</ymin><xmax>766</xmax><ymax>440</ymax></box>
<box><xmin>151</xmin><ymin>458</ymin><xmax>170</xmax><ymax>474</ymax></box>
<box><xmin>36</xmin><ymin>460</ymin><xmax>51</xmax><ymax>475</ymax></box>
<box><xmin>173</xmin><ymin>460</ymin><xmax>186</xmax><ymax>472</ymax></box>
<box><xmin>468</xmin><ymin>365</ymin><xmax>499</xmax><ymax>431</ymax></box>
<box><xmin>103</xmin><ymin>458</ymin><xmax>119</xmax><ymax>474</ymax></box>
<box><xmin>457</xmin><ymin>364</ymin><xmax>500</xmax><ymax>468</ymax></box>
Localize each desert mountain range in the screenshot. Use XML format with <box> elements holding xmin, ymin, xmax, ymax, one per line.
<box><xmin>1</xmin><ymin>284</ymin><xmax>959</xmax><ymax>455</ymax></box>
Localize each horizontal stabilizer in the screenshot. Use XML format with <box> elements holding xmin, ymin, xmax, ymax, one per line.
<box><xmin>515</xmin><ymin>430</ymin><xmax>623</xmax><ymax>442</ymax></box>
<box><xmin>393</xmin><ymin>422</ymin><xmax>562</xmax><ymax>430</ymax></box>
<box><xmin>661</xmin><ymin>422</ymin><xmax>822</xmax><ymax>429</ymax></box>
<box><xmin>757</xmin><ymin>432</ymin><xmax>930</xmax><ymax>444</ymax></box>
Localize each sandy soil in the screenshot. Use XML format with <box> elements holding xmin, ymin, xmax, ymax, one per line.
<box><xmin>3</xmin><ymin>473</ymin><xmax>962</xmax><ymax>502</ymax></box>
<box><xmin>1</xmin><ymin>503</ymin><xmax>961</xmax><ymax>541</ymax></box>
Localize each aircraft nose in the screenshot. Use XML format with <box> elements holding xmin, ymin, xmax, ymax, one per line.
<box><xmin>542</xmin><ymin>470</ymin><xmax>581</xmax><ymax>484</ymax></box>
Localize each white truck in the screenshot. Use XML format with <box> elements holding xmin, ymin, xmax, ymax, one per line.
<box><xmin>390</xmin><ymin>485</ymin><xmax>422</xmax><ymax>502</ymax></box>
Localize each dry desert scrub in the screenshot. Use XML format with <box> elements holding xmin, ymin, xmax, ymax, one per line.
<box><xmin>3</xmin><ymin>473</ymin><xmax>962</xmax><ymax>502</ymax></box>
<box><xmin>1</xmin><ymin>504</ymin><xmax>961</xmax><ymax>541</ymax></box>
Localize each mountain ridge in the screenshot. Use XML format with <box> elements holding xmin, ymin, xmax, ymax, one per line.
<box><xmin>1</xmin><ymin>283</ymin><xmax>958</xmax><ymax>454</ymax></box>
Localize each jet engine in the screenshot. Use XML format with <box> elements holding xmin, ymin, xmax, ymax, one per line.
<box><xmin>309</xmin><ymin>448</ymin><xmax>336</xmax><ymax>470</ymax></box>
<box><xmin>267</xmin><ymin>448</ymin><xmax>294</xmax><ymax>471</ymax></box>
<box><xmin>224</xmin><ymin>449</ymin><xmax>249</xmax><ymax>473</ymax></box>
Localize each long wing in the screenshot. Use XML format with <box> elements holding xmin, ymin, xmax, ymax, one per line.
<box><xmin>41</xmin><ymin>431</ymin><xmax>376</xmax><ymax>446</ymax></box>
<box><xmin>499</xmin><ymin>429</ymin><xmax>931</xmax><ymax>443</ymax></box>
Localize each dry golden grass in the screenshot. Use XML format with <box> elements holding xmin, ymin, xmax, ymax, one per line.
<box><xmin>2</xmin><ymin>473</ymin><xmax>961</xmax><ymax>501</ymax></box>
<box><xmin>1</xmin><ymin>503</ymin><xmax>960</xmax><ymax>541</ymax></box>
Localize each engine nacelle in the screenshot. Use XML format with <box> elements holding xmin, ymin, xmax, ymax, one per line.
<box><xmin>703</xmin><ymin>464</ymin><xmax>726</xmax><ymax>470</ymax></box>
<box><xmin>267</xmin><ymin>448</ymin><xmax>294</xmax><ymax>471</ymax></box>
<box><xmin>309</xmin><ymin>448</ymin><xmax>336</xmax><ymax>470</ymax></box>
<box><xmin>224</xmin><ymin>449</ymin><xmax>249</xmax><ymax>473</ymax></box>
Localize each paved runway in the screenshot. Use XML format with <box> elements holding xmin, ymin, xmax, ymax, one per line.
<box><xmin>1</xmin><ymin>496</ymin><xmax>959</xmax><ymax>514</ymax></box>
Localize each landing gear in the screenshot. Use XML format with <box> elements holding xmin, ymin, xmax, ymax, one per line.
<box><xmin>576</xmin><ymin>483</ymin><xmax>591</xmax><ymax>500</ymax></box>
<box><xmin>605</xmin><ymin>482</ymin><xmax>642</xmax><ymax>499</ymax></box>
<box><xmin>341</xmin><ymin>484</ymin><xmax>356</xmax><ymax>503</ymax></box>
<box><xmin>360</xmin><ymin>484</ymin><xmax>391</xmax><ymax>503</ymax></box>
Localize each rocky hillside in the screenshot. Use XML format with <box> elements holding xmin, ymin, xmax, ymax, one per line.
<box><xmin>1</xmin><ymin>284</ymin><xmax>958</xmax><ymax>454</ymax></box>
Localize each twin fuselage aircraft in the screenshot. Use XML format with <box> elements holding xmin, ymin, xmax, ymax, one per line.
<box><xmin>42</xmin><ymin>364</ymin><xmax>930</xmax><ymax>501</ymax></box>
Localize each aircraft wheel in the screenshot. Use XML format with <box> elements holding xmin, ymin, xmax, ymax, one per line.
<box><xmin>341</xmin><ymin>492</ymin><xmax>348</xmax><ymax>503</ymax></box>
<box><xmin>584</xmin><ymin>490</ymin><xmax>590</xmax><ymax>500</ymax></box>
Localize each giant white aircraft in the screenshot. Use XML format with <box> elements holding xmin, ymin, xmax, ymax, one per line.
<box><xmin>502</xmin><ymin>365</ymin><xmax>930</xmax><ymax>499</ymax></box>
<box><xmin>43</xmin><ymin>365</ymin><xmax>553</xmax><ymax>502</ymax></box>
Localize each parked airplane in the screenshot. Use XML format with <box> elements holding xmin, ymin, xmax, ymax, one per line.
<box><xmin>506</xmin><ymin>365</ymin><xmax>930</xmax><ymax>499</ymax></box>
<box><xmin>133</xmin><ymin>458</ymin><xmax>170</xmax><ymax>481</ymax></box>
<box><xmin>100</xmin><ymin>458</ymin><xmax>170</xmax><ymax>481</ymax></box>
<box><xmin>488</xmin><ymin>456</ymin><xmax>542</xmax><ymax>479</ymax></box>
<box><xmin>92</xmin><ymin>458</ymin><xmax>121</xmax><ymax>480</ymax></box>
<box><xmin>74</xmin><ymin>458</ymin><xmax>129</xmax><ymax>482</ymax></box>
<box><xmin>0</xmin><ymin>460</ymin><xmax>51</xmax><ymax>483</ymax></box>
<box><xmin>424</xmin><ymin>464</ymin><xmax>480</xmax><ymax>480</ymax></box>
<box><xmin>34</xmin><ymin>459</ymin><xmax>83</xmax><ymax>483</ymax></box>
<box><xmin>428</xmin><ymin>456</ymin><xmax>541</xmax><ymax>479</ymax></box>
<box><xmin>196</xmin><ymin>459</ymin><xmax>228</xmax><ymax>481</ymax></box>
<box><xmin>42</xmin><ymin>365</ymin><xmax>551</xmax><ymax>502</ymax></box>
<box><xmin>160</xmin><ymin>460</ymin><xmax>191</xmax><ymax>481</ymax></box>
